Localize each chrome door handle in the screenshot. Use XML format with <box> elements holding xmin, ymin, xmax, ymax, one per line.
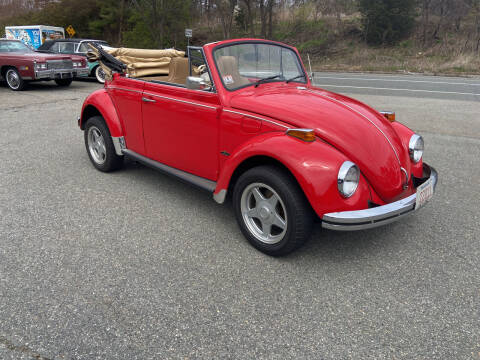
<box><xmin>142</xmin><ymin>97</ymin><xmax>156</xmax><ymax>103</ymax></box>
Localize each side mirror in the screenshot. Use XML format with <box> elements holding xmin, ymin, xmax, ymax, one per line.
<box><xmin>186</xmin><ymin>76</ymin><xmax>208</xmax><ymax>90</ymax></box>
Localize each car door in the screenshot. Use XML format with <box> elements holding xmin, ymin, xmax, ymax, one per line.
<box><xmin>0</xmin><ymin>42</ymin><xmax>8</xmax><ymax>68</ymax></box>
<box><xmin>141</xmin><ymin>48</ymin><xmax>220</xmax><ymax>181</ymax></box>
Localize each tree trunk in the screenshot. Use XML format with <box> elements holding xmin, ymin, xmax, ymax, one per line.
<box><xmin>118</xmin><ymin>0</ymin><xmax>125</xmax><ymax>45</ymax></box>
<box><xmin>422</xmin><ymin>0</ymin><xmax>430</xmax><ymax>48</ymax></box>
<box><xmin>267</xmin><ymin>0</ymin><xmax>273</xmax><ymax>39</ymax></box>
<box><xmin>259</xmin><ymin>0</ymin><xmax>266</xmax><ymax>38</ymax></box>
<box><xmin>243</xmin><ymin>0</ymin><xmax>254</xmax><ymax>37</ymax></box>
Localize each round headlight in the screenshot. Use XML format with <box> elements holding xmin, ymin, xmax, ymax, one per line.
<box><xmin>409</xmin><ymin>134</ymin><xmax>424</xmax><ymax>163</ymax></box>
<box><xmin>337</xmin><ymin>161</ymin><xmax>360</xmax><ymax>198</ymax></box>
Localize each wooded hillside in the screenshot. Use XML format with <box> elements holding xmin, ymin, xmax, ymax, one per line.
<box><xmin>1</xmin><ymin>0</ymin><xmax>479</xmax><ymax>74</ymax></box>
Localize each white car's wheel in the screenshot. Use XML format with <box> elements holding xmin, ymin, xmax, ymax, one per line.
<box><xmin>95</xmin><ymin>66</ymin><xmax>106</xmax><ymax>84</ymax></box>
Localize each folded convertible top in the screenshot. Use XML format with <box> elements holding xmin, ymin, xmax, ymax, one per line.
<box><xmin>87</xmin><ymin>43</ymin><xmax>185</xmax><ymax>79</ymax></box>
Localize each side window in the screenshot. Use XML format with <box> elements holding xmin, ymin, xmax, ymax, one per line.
<box><xmin>77</xmin><ymin>43</ymin><xmax>89</xmax><ymax>54</ymax></box>
<box><xmin>0</xmin><ymin>42</ymin><xmax>8</xmax><ymax>52</ymax></box>
<box><xmin>59</xmin><ymin>42</ymin><xmax>75</xmax><ymax>54</ymax></box>
<box><xmin>188</xmin><ymin>48</ymin><xmax>213</xmax><ymax>91</ymax></box>
<box><xmin>50</xmin><ymin>42</ymin><xmax>60</xmax><ymax>53</ymax></box>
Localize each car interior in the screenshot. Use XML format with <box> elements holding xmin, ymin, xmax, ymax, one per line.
<box><xmin>92</xmin><ymin>46</ymin><xmax>214</xmax><ymax>90</ymax></box>
<box><xmin>216</xmin><ymin>56</ymin><xmax>250</xmax><ymax>89</ymax></box>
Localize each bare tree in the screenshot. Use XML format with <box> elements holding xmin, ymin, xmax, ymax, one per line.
<box><xmin>242</xmin><ymin>0</ymin><xmax>255</xmax><ymax>36</ymax></box>
<box><xmin>257</xmin><ymin>0</ymin><xmax>274</xmax><ymax>38</ymax></box>
<box><xmin>215</xmin><ymin>0</ymin><xmax>237</xmax><ymax>38</ymax></box>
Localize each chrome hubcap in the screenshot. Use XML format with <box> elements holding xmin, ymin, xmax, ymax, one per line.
<box><xmin>240</xmin><ymin>183</ymin><xmax>287</xmax><ymax>244</ymax></box>
<box><xmin>87</xmin><ymin>126</ymin><xmax>107</xmax><ymax>164</ymax></box>
<box><xmin>6</xmin><ymin>70</ymin><xmax>20</xmax><ymax>89</ymax></box>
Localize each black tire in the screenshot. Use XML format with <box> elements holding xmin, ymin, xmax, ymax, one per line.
<box><xmin>84</xmin><ymin>116</ymin><xmax>123</xmax><ymax>172</ymax></box>
<box><xmin>55</xmin><ymin>78</ymin><xmax>73</xmax><ymax>87</ymax></box>
<box><xmin>5</xmin><ymin>67</ymin><xmax>26</xmax><ymax>91</ymax></box>
<box><xmin>233</xmin><ymin>165</ymin><xmax>314</xmax><ymax>256</ymax></box>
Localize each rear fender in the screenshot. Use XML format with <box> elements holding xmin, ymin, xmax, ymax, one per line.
<box><xmin>80</xmin><ymin>88</ymin><xmax>123</xmax><ymax>137</ymax></box>
<box><xmin>214</xmin><ymin>133</ymin><xmax>372</xmax><ymax>217</ymax></box>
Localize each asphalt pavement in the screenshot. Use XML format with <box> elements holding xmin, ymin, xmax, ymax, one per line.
<box><xmin>313</xmin><ymin>71</ymin><xmax>480</xmax><ymax>102</ymax></box>
<box><xmin>0</xmin><ymin>75</ymin><xmax>479</xmax><ymax>359</ymax></box>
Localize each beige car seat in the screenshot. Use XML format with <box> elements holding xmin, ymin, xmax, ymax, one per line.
<box><xmin>217</xmin><ymin>56</ymin><xmax>250</xmax><ymax>89</ymax></box>
<box><xmin>166</xmin><ymin>57</ymin><xmax>189</xmax><ymax>85</ymax></box>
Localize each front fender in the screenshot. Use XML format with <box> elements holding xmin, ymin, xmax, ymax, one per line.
<box><xmin>391</xmin><ymin>122</ymin><xmax>423</xmax><ymax>179</ymax></box>
<box><xmin>214</xmin><ymin>133</ymin><xmax>372</xmax><ymax>217</ymax></box>
<box><xmin>80</xmin><ymin>88</ymin><xmax>123</xmax><ymax>137</ymax></box>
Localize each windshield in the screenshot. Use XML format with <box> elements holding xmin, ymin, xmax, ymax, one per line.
<box><xmin>0</xmin><ymin>41</ymin><xmax>33</xmax><ymax>53</ymax></box>
<box><xmin>213</xmin><ymin>42</ymin><xmax>306</xmax><ymax>91</ymax></box>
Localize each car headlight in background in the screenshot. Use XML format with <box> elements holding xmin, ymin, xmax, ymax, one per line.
<box><xmin>34</xmin><ymin>62</ymin><xmax>47</xmax><ymax>70</ymax></box>
<box><xmin>73</xmin><ymin>61</ymin><xmax>83</xmax><ymax>68</ymax></box>
<box><xmin>337</xmin><ymin>161</ymin><xmax>360</xmax><ymax>198</ymax></box>
<box><xmin>409</xmin><ymin>134</ymin><xmax>424</xmax><ymax>163</ymax></box>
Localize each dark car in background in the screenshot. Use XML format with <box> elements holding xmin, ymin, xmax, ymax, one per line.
<box><xmin>38</xmin><ymin>38</ymin><xmax>109</xmax><ymax>83</ymax></box>
<box><xmin>0</xmin><ymin>39</ymin><xmax>88</xmax><ymax>91</ymax></box>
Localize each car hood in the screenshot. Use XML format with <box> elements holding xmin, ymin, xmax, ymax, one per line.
<box><xmin>6</xmin><ymin>52</ymin><xmax>74</xmax><ymax>62</ymax></box>
<box><xmin>229</xmin><ymin>83</ymin><xmax>411</xmax><ymax>201</ymax></box>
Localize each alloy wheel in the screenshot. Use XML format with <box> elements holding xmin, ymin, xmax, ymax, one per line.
<box><xmin>240</xmin><ymin>182</ymin><xmax>288</xmax><ymax>244</ymax></box>
<box><xmin>87</xmin><ymin>126</ymin><xmax>107</xmax><ymax>165</ymax></box>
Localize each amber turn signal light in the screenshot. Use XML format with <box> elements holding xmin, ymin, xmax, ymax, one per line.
<box><xmin>380</xmin><ymin>111</ymin><xmax>396</xmax><ymax>122</ymax></box>
<box><xmin>286</xmin><ymin>129</ymin><xmax>316</xmax><ymax>142</ymax></box>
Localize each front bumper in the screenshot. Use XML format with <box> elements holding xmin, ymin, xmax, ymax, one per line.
<box><xmin>322</xmin><ymin>164</ymin><xmax>438</xmax><ymax>231</ymax></box>
<box><xmin>34</xmin><ymin>67</ymin><xmax>89</xmax><ymax>80</ymax></box>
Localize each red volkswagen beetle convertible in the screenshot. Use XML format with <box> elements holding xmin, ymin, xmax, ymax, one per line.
<box><xmin>79</xmin><ymin>39</ymin><xmax>437</xmax><ymax>256</ymax></box>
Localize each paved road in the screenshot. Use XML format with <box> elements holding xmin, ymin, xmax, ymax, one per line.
<box><xmin>0</xmin><ymin>76</ymin><xmax>479</xmax><ymax>359</ymax></box>
<box><xmin>313</xmin><ymin>71</ymin><xmax>480</xmax><ymax>102</ymax></box>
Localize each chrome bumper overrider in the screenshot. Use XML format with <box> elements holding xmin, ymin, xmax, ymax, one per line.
<box><xmin>322</xmin><ymin>164</ymin><xmax>438</xmax><ymax>231</ymax></box>
<box><xmin>34</xmin><ymin>68</ymin><xmax>89</xmax><ymax>80</ymax></box>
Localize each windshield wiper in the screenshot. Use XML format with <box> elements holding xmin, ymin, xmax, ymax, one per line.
<box><xmin>285</xmin><ymin>74</ymin><xmax>306</xmax><ymax>83</ymax></box>
<box><xmin>254</xmin><ymin>74</ymin><xmax>282</xmax><ymax>88</ymax></box>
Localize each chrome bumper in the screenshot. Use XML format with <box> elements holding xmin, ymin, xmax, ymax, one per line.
<box><xmin>322</xmin><ymin>164</ymin><xmax>438</xmax><ymax>231</ymax></box>
<box><xmin>34</xmin><ymin>67</ymin><xmax>89</xmax><ymax>80</ymax></box>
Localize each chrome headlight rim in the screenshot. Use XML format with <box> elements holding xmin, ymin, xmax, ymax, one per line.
<box><xmin>34</xmin><ymin>62</ymin><xmax>47</xmax><ymax>70</ymax></box>
<box><xmin>409</xmin><ymin>134</ymin><xmax>424</xmax><ymax>163</ymax></box>
<box><xmin>337</xmin><ymin>161</ymin><xmax>360</xmax><ymax>198</ymax></box>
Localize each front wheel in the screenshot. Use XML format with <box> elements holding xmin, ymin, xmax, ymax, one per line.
<box><xmin>55</xmin><ymin>78</ymin><xmax>73</xmax><ymax>87</ymax></box>
<box><xmin>233</xmin><ymin>165</ymin><xmax>314</xmax><ymax>256</ymax></box>
<box><xmin>95</xmin><ymin>66</ymin><xmax>106</xmax><ymax>83</ymax></box>
<box><xmin>84</xmin><ymin>116</ymin><xmax>123</xmax><ymax>172</ymax></box>
<box><xmin>5</xmin><ymin>68</ymin><xmax>26</xmax><ymax>91</ymax></box>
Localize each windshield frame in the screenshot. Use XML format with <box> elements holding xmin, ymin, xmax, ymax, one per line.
<box><xmin>212</xmin><ymin>40</ymin><xmax>307</xmax><ymax>92</ymax></box>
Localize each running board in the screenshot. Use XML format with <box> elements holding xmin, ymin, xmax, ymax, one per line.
<box><xmin>122</xmin><ymin>149</ymin><xmax>217</xmax><ymax>192</ymax></box>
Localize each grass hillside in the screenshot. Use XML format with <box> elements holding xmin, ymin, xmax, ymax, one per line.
<box><xmin>195</xmin><ymin>13</ymin><xmax>480</xmax><ymax>75</ymax></box>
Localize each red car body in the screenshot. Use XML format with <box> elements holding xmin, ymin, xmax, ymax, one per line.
<box><xmin>0</xmin><ymin>39</ymin><xmax>88</xmax><ymax>90</ymax></box>
<box><xmin>79</xmin><ymin>39</ymin><xmax>437</xmax><ymax>254</ymax></box>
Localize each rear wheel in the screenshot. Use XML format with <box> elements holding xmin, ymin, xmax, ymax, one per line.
<box><xmin>55</xmin><ymin>78</ymin><xmax>73</xmax><ymax>87</ymax></box>
<box><xmin>233</xmin><ymin>165</ymin><xmax>314</xmax><ymax>256</ymax></box>
<box><xmin>5</xmin><ymin>68</ymin><xmax>26</xmax><ymax>91</ymax></box>
<box><xmin>95</xmin><ymin>66</ymin><xmax>106</xmax><ymax>83</ymax></box>
<box><xmin>84</xmin><ymin>116</ymin><xmax>123</xmax><ymax>172</ymax></box>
